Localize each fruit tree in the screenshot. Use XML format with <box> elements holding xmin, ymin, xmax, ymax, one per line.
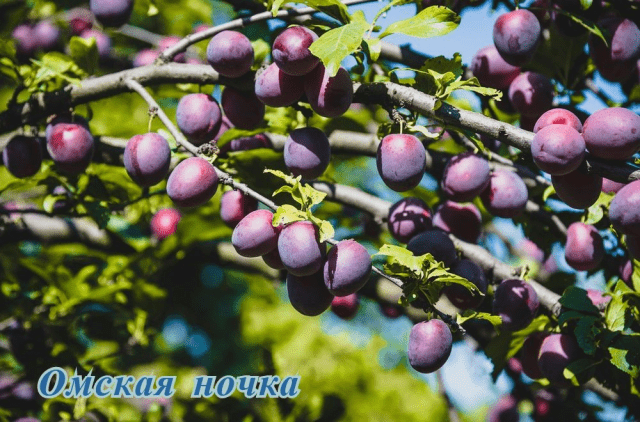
<box><xmin>1</xmin><ymin>0</ymin><xmax>640</xmax><ymax>421</ymax></box>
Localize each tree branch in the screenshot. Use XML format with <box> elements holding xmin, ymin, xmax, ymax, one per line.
<box><xmin>156</xmin><ymin>0</ymin><xmax>378</xmax><ymax>63</ymax></box>
<box><xmin>353</xmin><ymin>82</ymin><xmax>640</xmax><ymax>184</ymax></box>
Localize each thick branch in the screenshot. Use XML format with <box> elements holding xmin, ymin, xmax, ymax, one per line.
<box><xmin>353</xmin><ymin>82</ymin><xmax>640</xmax><ymax>184</ymax></box>
<box><xmin>0</xmin><ymin>63</ymin><xmax>228</xmax><ymax>134</ymax></box>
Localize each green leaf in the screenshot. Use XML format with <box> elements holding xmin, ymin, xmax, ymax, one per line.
<box><xmin>371</xmin><ymin>0</ymin><xmax>414</xmax><ymax>27</ymax></box>
<box><xmin>379</xmin><ymin>6</ymin><xmax>460</xmax><ymax>39</ymax></box>
<box><xmin>484</xmin><ymin>315</ymin><xmax>552</xmax><ymax>380</ymax></box>
<box><xmin>147</xmin><ymin>0</ymin><xmax>159</xmax><ymax>15</ymax></box>
<box><xmin>308</xmin><ymin>213</ymin><xmax>335</xmax><ymax>243</ymax></box>
<box><xmin>456</xmin><ymin>310</ymin><xmax>502</xmax><ymax>329</ymax></box>
<box><xmin>605</xmin><ymin>293</ymin><xmax>628</xmax><ymax>332</ymax></box>
<box><xmin>574</xmin><ymin>316</ymin><xmax>601</xmax><ymax>356</ymax></box>
<box><xmin>559</xmin><ymin>286</ymin><xmax>599</xmax><ymax>314</ymax></box>
<box><xmin>563</xmin><ymin>358</ymin><xmax>599</xmax><ymax>386</ymax></box>
<box><xmin>629</xmin><ymin>86</ymin><xmax>640</xmax><ymax>102</ymax></box>
<box><xmin>608</xmin><ymin>334</ymin><xmax>640</xmax><ymax>377</ymax></box>
<box><xmin>556</xmin><ymin>10</ymin><xmax>605</xmax><ymax>43</ymax></box>
<box><xmin>632</xmin><ymin>261</ymin><xmax>640</xmax><ymax>292</ymax></box>
<box><xmin>271</xmin><ymin>0</ymin><xmax>351</xmax><ymax>23</ymax></box>
<box><xmin>308</xmin><ymin>10</ymin><xmax>370</xmax><ymax>77</ymax></box>
<box><xmin>363</xmin><ymin>37</ymin><xmax>382</xmax><ymax>62</ymax></box>
<box><xmin>84</xmin><ymin>201</ymin><xmax>111</xmax><ymax>229</ymax></box>
<box><xmin>542</xmin><ymin>185</ymin><xmax>556</xmax><ymax>202</ymax></box>
<box><xmin>558</xmin><ymin>309</ymin><xmax>585</xmax><ymax>326</ymax></box>
<box><xmin>68</xmin><ymin>35</ymin><xmax>98</xmax><ymax>74</ymax></box>
<box><xmin>583</xmin><ymin>192</ymin><xmax>614</xmax><ymax>225</ymax></box>
<box><xmin>443</xmin><ymin>77</ymin><xmax>502</xmax><ymax>100</ymax></box>
<box><xmin>272</xmin><ymin>204</ymin><xmax>307</xmax><ymax>227</ymax></box>
<box><xmin>413</xmin><ymin>54</ymin><xmax>463</xmax><ymax>97</ymax></box>
<box><xmin>580</xmin><ymin>0</ymin><xmax>593</xmax><ymax>9</ymax></box>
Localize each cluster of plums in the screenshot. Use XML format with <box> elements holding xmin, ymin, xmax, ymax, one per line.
<box><xmin>204</xmin><ymin>24</ymin><xmax>353</xmax><ymax>120</ymax></box>
<box><xmin>231</xmin><ymin>210</ymin><xmax>372</xmax><ymax>315</ymax></box>
<box><xmin>489</xmin><ymin>5</ymin><xmax>640</xmax><ymax>84</ymax></box>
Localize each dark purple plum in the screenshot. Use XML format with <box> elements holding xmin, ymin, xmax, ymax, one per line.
<box><xmin>287</xmin><ymin>270</ymin><xmax>334</xmax><ymax>316</ymax></box>
<box><xmin>221</xmin><ymin>87</ymin><xmax>265</xmax><ymax>130</ymax></box>
<box><xmin>331</xmin><ymin>294</ymin><xmax>359</xmax><ymax>320</ymax></box>
<box><xmin>33</xmin><ymin>20</ymin><xmax>60</xmax><ymax>51</ymax></box>
<box><xmin>380</xmin><ymin>304</ymin><xmax>402</xmax><ymax>318</ymax></box>
<box><xmin>304</xmin><ymin>64</ymin><xmax>353</xmax><ymax>117</ymax></box>
<box><xmin>278</xmin><ymin>221</ymin><xmax>325</xmax><ymax>276</ymax></box>
<box><xmin>533</xmin><ymin>108</ymin><xmax>582</xmax><ymax>133</ymax></box>
<box><xmin>90</xmin><ymin>0</ymin><xmax>133</xmax><ymax>27</ymax></box>
<box><xmin>582</xmin><ymin>107</ymin><xmax>640</xmax><ymax>160</ymax></box>
<box><xmin>519</xmin><ymin>114</ymin><xmax>538</xmax><ymax>132</ymax></box>
<box><xmin>158</xmin><ymin>36</ymin><xmax>185</xmax><ymax>63</ymax></box>
<box><xmin>564</xmin><ymin>222</ymin><xmax>604</xmax><ymax>271</ymax></box>
<box><xmin>45</xmin><ymin>114</ymin><xmax>89</xmax><ymax>141</ymax></box>
<box><xmin>80</xmin><ymin>29</ymin><xmax>112</xmax><ymax>59</ymax></box>
<box><xmin>441</xmin><ymin>152</ymin><xmax>491</xmax><ymax>202</ymax></box>
<box><xmin>610</xmin><ymin>180</ymin><xmax>640</xmax><ymax>236</ymax></box>
<box><xmin>407</xmin><ymin>319</ymin><xmax>452</xmax><ymax>373</ymax></box>
<box><xmin>12</xmin><ymin>24</ymin><xmax>36</xmax><ymax>58</ymax></box>
<box><xmin>262</xmin><ymin>247</ymin><xmax>285</xmax><ymax>270</ymax></box>
<box><xmin>531</xmin><ymin>124</ymin><xmax>585</xmax><ymax>175</ymax></box>
<box><xmin>387</xmin><ymin>197</ymin><xmax>432</xmax><ymax>243</ymax></box>
<box><xmin>255</xmin><ymin>63</ymin><xmax>305</xmax><ymax>107</ymax></box>
<box><xmin>517</xmin><ymin>239</ymin><xmax>545</xmax><ymax>262</ymax></box>
<box><xmin>150</xmin><ymin>208</ymin><xmax>181</xmax><ymax>240</ymax></box>
<box><xmin>537</xmin><ymin>334</ymin><xmax>580</xmax><ymax>384</ymax></box>
<box><xmin>493</xmin><ymin>9</ymin><xmax>541</xmax><ymax>66</ymax></box>
<box><xmin>620</xmin><ymin>259</ymin><xmax>633</xmax><ymax>286</ymax></box>
<box><xmin>627</xmin><ymin>235</ymin><xmax>640</xmax><ymax>261</ymax></box>
<box><xmin>534</xmin><ymin>389</ymin><xmax>561</xmax><ymax>421</ymax></box>
<box><xmin>221</xmin><ymin>134</ymin><xmax>272</xmax><ymax>153</ymax></box>
<box><xmin>508</xmin><ymin>72</ymin><xmax>554</xmax><ymax>117</ymax></box>
<box><xmin>206</xmin><ymin>30</ymin><xmax>254</xmax><ymax>78</ymax></box>
<box><xmin>176</xmin><ymin>93</ymin><xmax>222</xmax><ymax>145</ymax></box>
<box><xmin>124</xmin><ymin>133</ymin><xmax>171</xmax><ymax>187</ymax></box>
<box><xmin>493</xmin><ymin>278</ymin><xmax>540</xmax><ymax>331</ymax></box>
<box><xmin>487</xmin><ymin>395</ymin><xmax>519</xmax><ymax>422</ymax></box>
<box><xmin>376</xmin><ymin>134</ymin><xmax>426</xmax><ymax>192</ymax></box>
<box><xmin>219</xmin><ymin>190</ymin><xmax>258</xmax><ymax>228</ymax></box>
<box><xmin>323</xmin><ymin>240</ymin><xmax>371</xmax><ymax>296</ymax></box>
<box><xmin>469</xmin><ymin>45</ymin><xmax>521</xmax><ymax>91</ymax></box>
<box><xmin>442</xmin><ymin>259</ymin><xmax>487</xmax><ymax>310</ymax></box>
<box><xmin>46</xmin><ymin>123</ymin><xmax>95</xmax><ymax>174</ymax></box>
<box><xmin>480</xmin><ymin>170</ymin><xmax>528</xmax><ymax>218</ymax></box>
<box><xmin>406</xmin><ymin>229</ymin><xmax>458</xmax><ymax>268</ymax></box>
<box><xmin>520</xmin><ymin>332</ymin><xmax>546</xmax><ymax>380</ymax></box>
<box><xmin>133</xmin><ymin>49</ymin><xmax>160</xmax><ymax>67</ymax></box>
<box><xmin>551</xmin><ymin>170</ymin><xmax>602</xmax><ymax>209</ymax></box>
<box><xmin>586</xmin><ymin>288</ymin><xmax>611</xmax><ymax>308</ymax></box>
<box><xmin>433</xmin><ymin>201</ymin><xmax>482</xmax><ymax>244</ymax></box>
<box><xmin>232</xmin><ymin>209</ymin><xmax>279</xmax><ymax>257</ymax></box>
<box><xmin>68</xmin><ymin>8</ymin><xmax>93</xmax><ymax>36</ymax></box>
<box><xmin>589</xmin><ymin>18</ymin><xmax>640</xmax><ymax>82</ymax></box>
<box><xmin>214</xmin><ymin>115</ymin><xmax>233</xmax><ymax>141</ymax></box>
<box><xmin>2</xmin><ymin>136</ymin><xmax>42</xmax><ymax>178</ymax></box>
<box><xmin>283</xmin><ymin>127</ymin><xmax>331</xmax><ymax>179</ymax></box>
<box><xmin>166</xmin><ymin>157</ymin><xmax>219</xmax><ymax>207</ymax></box>
<box><xmin>272</xmin><ymin>26</ymin><xmax>320</xmax><ymax>76</ymax></box>
<box><xmin>602</xmin><ymin>178</ymin><xmax>626</xmax><ymax>193</ymax></box>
